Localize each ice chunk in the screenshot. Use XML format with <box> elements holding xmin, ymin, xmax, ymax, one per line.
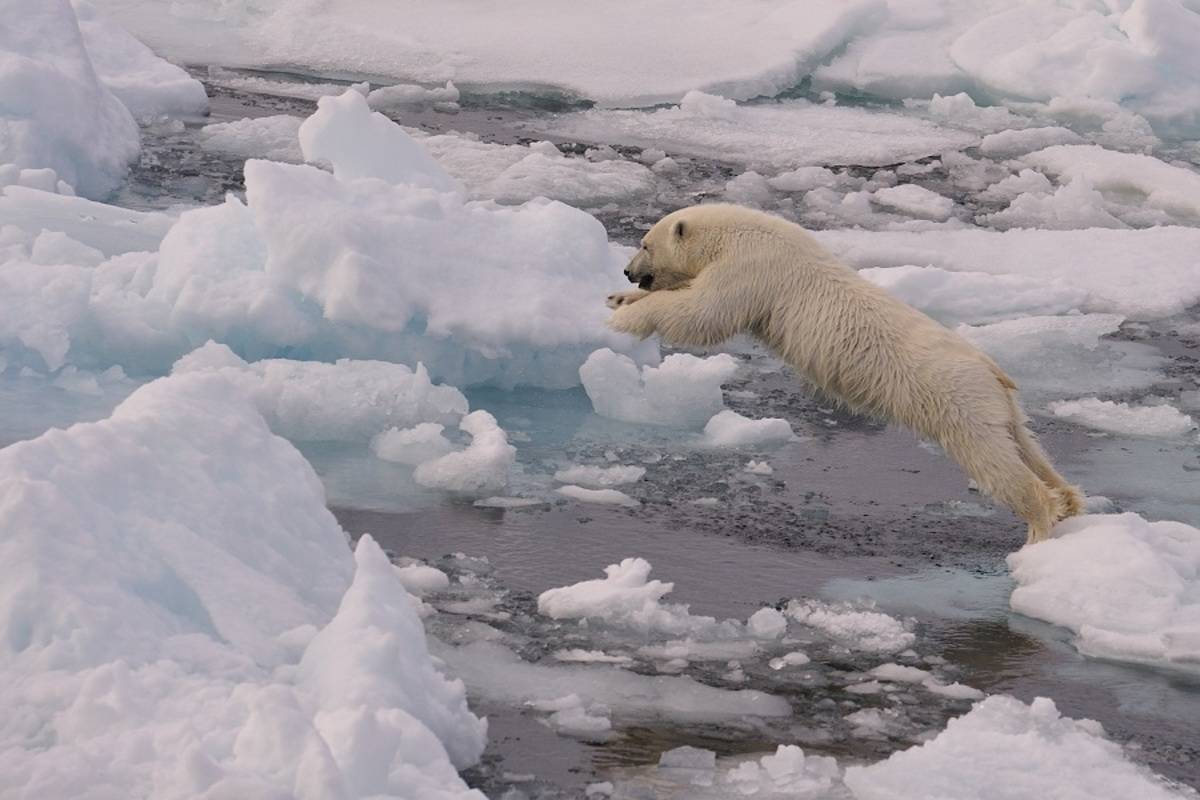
<box><xmin>72</xmin><ymin>0</ymin><xmax>207</xmax><ymax>120</ymax></box>
<box><xmin>367</xmin><ymin>80</ymin><xmax>459</xmax><ymax>110</ymax></box>
<box><xmin>553</xmin><ymin>463</ymin><xmax>645</xmax><ymax>488</ymax></box>
<box><xmin>556</xmin><ymin>485</ymin><xmax>640</xmax><ymax>507</ymax></box>
<box><xmin>395</xmin><ymin>562</ymin><xmax>451</xmax><ymax>596</ymax></box>
<box><xmin>980</xmin><ymin>176</ymin><xmax>1128</xmax><ymax>231</ymax></box>
<box><xmin>1008</xmin><ymin>513</ymin><xmax>1200</xmax><ymax>671</ymax></box>
<box><xmin>537</xmin><ymin>558</ymin><xmax>738</xmax><ymax>638</ymax></box>
<box><xmin>768</xmin><ymin>651</ymin><xmax>811</xmax><ymax>669</ymax></box>
<box><xmin>545</xmin><ymin>93</ymin><xmax>978</xmax><ymax>171</ymax></box>
<box><xmin>767</xmin><ymin>165</ymin><xmax>845</xmax><ymax>193</ymax></box>
<box><xmin>860</xmin><ymin>265</ymin><xmax>1087</xmax><ymax>326</ymax></box>
<box><xmin>580</xmin><ymin>349</ymin><xmax>737</xmax><ymax>428</ymax></box>
<box><xmin>870</xmin><ymin>184</ymin><xmax>955</xmax><ymax>221</ymax></box>
<box><xmin>198</xmin><ymin>114</ymin><xmax>304</xmax><ymax>162</ymax></box>
<box><xmin>1048</xmin><ymin>398</ymin><xmax>1196</xmax><ymax>439</ymax></box>
<box><xmin>747</xmin><ymin>607</ymin><xmax>787</xmax><ymax>639</ymax></box>
<box><xmin>414</xmin><ymin>410</ymin><xmax>515</xmax><ymax>497</ymax></box>
<box><xmin>979</xmin><ymin>127</ymin><xmax>1083</xmax><ymax>158</ymax></box>
<box><xmin>744</xmin><ymin>459</ymin><xmax>774</xmax><ymax>476</ymax></box>
<box><xmin>818</xmin><ymin>227</ymin><xmax>1200</xmax><ymax>320</ymax></box>
<box><xmin>703</xmin><ymin>410</ymin><xmax>795</xmax><ymax>447</ymax></box>
<box><xmin>299</xmin><ymin>89</ymin><xmax>460</xmax><ymax>192</ymax></box>
<box><xmin>786</xmin><ymin>599</ymin><xmax>915</xmax><ymax>654</ymax></box>
<box><xmin>844</xmin><ymin>695</ymin><xmax>1185</xmax><ymax>800</ymax></box>
<box><xmin>372</xmin><ymin>422</ymin><xmax>455</xmax><ymax>465</ymax></box>
<box><xmin>722</xmin><ymin>745</ymin><xmax>841</xmax><ymax>797</ymax></box>
<box><xmin>0</xmin><ymin>0</ymin><xmax>138</xmax><ymax>198</ymax></box>
<box><xmin>173</xmin><ymin>342</ymin><xmax>468</xmax><ymax>441</ymax></box>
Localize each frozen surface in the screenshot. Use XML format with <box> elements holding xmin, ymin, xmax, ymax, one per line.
<box><xmin>0</xmin><ymin>372</ymin><xmax>485</xmax><ymax>798</ymax></box>
<box><xmin>545</xmin><ymin>93</ymin><xmax>978</xmax><ymax>170</ymax></box>
<box><xmin>1049</xmin><ymin>398</ymin><xmax>1196</xmax><ymax>440</ymax></box>
<box><xmin>580</xmin><ymin>349</ymin><xmax>737</xmax><ymax>428</ymax></box>
<box><xmin>1008</xmin><ymin>513</ymin><xmax>1200</xmax><ymax>671</ymax></box>
<box><xmin>0</xmin><ymin>0</ymin><xmax>138</xmax><ymax>198</ymax></box>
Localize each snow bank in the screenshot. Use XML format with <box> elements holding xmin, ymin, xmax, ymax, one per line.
<box><xmin>844</xmin><ymin>695</ymin><xmax>1186</xmax><ymax>800</ymax></box>
<box><xmin>413</xmin><ymin>410</ymin><xmax>515</xmax><ymax>497</ymax></box>
<box><xmin>72</xmin><ymin>0</ymin><xmax>207</xmax><ymax>120</ymax></box>
<box><xmin>580</xmin><ymin>349</ymin><xmax>737</xmax><ymax>428</ymax></box>
<box><xmin>0</xmin><ymin>0</ymin><xmax>139</xmax><ymax>198</ymax></box>
<box><xmin>547</xmin><ymin>93</ymin><xmax>978</xmax><ymax>170</ymax></box>
<box><xmin>1008</xmin><ymin>513</ymin><xmax>1200</xmax><ymax>671</ymax></box>
<box><xmin>702</xmin><ymin>410</ymin><xmax>795</xmax><ymax>447</ymax></box>
<box><xmin>1049</xmin><ymin>398</ymin><xmax>1196</xmax><ymax>439</ymax></box>
<box><xmin>0</xmin><ymin>371</ymin><xmax>485</xmax><ymax>797</ymax></box>
<box><xmin>818</xmin><ymin>227</ymin><xmax>1200</xmax><ymax>320</ymax></box>
<box><xmin>172</xmin><ymin>341</ymin><xmax>467</xmax><ymax>441</ymax></box>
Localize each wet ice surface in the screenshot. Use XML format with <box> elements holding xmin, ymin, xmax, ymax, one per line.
<box><xmin>15</xmin><ymin>72</ymin><xmax>1200</xmax><ymax>798</ymax></box>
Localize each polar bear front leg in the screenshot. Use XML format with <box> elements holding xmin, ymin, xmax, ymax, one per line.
<box><xmin>606</xmin><ymin>289</ymin><xmax>649</xmax><ymax>309</ymax></box>
<box><xmin>608</xmin><ymin>286</ymin><xmax>740</xmax><ymax>347</ymax></box>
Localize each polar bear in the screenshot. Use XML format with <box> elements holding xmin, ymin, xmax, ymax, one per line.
<box><xmin>607</xmin><ymin>203</ymin><xmax>1082</xmax><ymax>544</ymax></box>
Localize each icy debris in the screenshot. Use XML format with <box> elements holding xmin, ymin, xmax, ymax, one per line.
<box><xmin>0</xmin><ymin>186</ymin><xmax>173</xmax><ymax>256</ymax></box>
<box><xmin>551</xmin><ymin>649</ymin><xmax>633</xmax><ymax>666</ymax></box>
<box><xmin>978</xmin><ymin>168</ymin><xmax>1055</xmax><ymax>204</ymax></box>
<box><xmin>537</xmin><ymin>558</ymin><xmax>736</xmax><ymax>638</ymax></box>
<box><xmin>980</xmin><ymin>176</ymin><xmax>1128</xmax><ymax>231</ymax></box>
<box><xmin>556</xmin><ymin>485</ymin><xmax>640</xmax><ymax>507</ymax></box>
<box><xmin>871</xmin><ymin>663</ymin><xmax>984</xmax><ymax>700</ymax></box>
<box><xmin>72</xmin><ymin>0</ymin><xmax>207</xmax><ymax>120</ymax></box>
<box><xmin>299</xmin><ymin>88</ymin><xmax>460</xmax><ymax>191</ymax></box>
<box><xmin>527</xmin><ymin>694</ymin><xmax>613</xmax><ymax>740</ymax></box>
<box><xmin>703</xmin><ymin>410</ymin><xmax>795</xmax><ymax>447</ymax></box>
<box><xmin>818</xmin><ymin>226</ymin><xmax>1200</xmax><ymax>320</ymax></box>
<box><xmin>1048</xmin><ymin>398</ymin><xmax>1196</xmax><ymax>439</ymax></box>
<box><xmin>747</xmin><ymin>607</ymin><xmax>788</xmax><ymax>639</ymax></box>
<box><xmin>372</xmin><ymin>422</ymin><xmax>456</xmax><ymax>465</ymax></box>
<box><xmin>767</xmin><ymin>165</ymin><xmax>846</xmax><ymax>193</ymax></box>
<box><xmin>584</xmin><ymin>781</ymin><xmax>614</xmax><ymax>797</ymax></box>
<box><xmin>472</xmin><ymin>496</ymin><xmax>544</xmax><ymax>509</ymax></box>
<box><xmin>843</xmin><ymin>696</ymin><xmax>1186</xmax><ymax>800</ymax></box>
<box><xmin>979</xmin><ymin>127</ymin><xmax>1084</xmax><ymax>158</ymax></box>
<box><xmin>787</xmin><ymin>599</ymin><xmax>916</xmax><ymax>654</ymax></box>
<box><xmin>198</xmin><ymin>114</ymin><xmax>304</xmax><ymax>162</ymax></box>
<box><xmin>860</xmin><ymin>265</ymin><xmax>1086</xmax><ymax>326</ymax></box>
<box><xmin>394</xmin><ymin>562</ymin><xmax>451</xmax><ymax>596</ymax></box>
<box><xmin>553</xmin><ymin>463</ymin><xmax>645</xmax><ymax>488</ymax></box>
<box><xmin>768</xmin><ymin>651</ymin><xmax>811</xmax><ymax>669</ymax></box>
<box><xmin>367</xmin><ymin>80</ymin><xmax>459</xmax><ymax>110</ymax></box>
<box><xmin>546</xmin><ymin>93</ymin><xmax>978</xmax><ymax>171</ymax></box>
<box><xmin>658</xmin><ymin>746</ymin><xmax>717</xmax><ymax>785</ymax></box>
<box><xmin>581</xmin><ymin>349</ymin><xmax>738</xmax><ymax>428</ymax></box>
<box><xmin>1008</xmin><ymin>513</ymin><xmax>1200</xmax><ymax>671</ymax></box>
<box><xmin>1</xmin><ymin>0</ymin><xmax>138</xmax><ymax>198</ymax></box>
<box><xmin>0</xmin><ymin>372</ymin><xmax>485</xmax><ymax>797</ymax></box>
<box><xmin>723</xmin><ymin>745</ymin><xmax>842</xmax><ymax>798</ymax></box>
<box><xmin>414</xmin><ymin>410</ymin><xmax>516</xmax><ymax>497</ymax></box>
<box><xmin>869</xmin><ymin>184</ymin><xmax>954</xmax><ymax>221</ymax></box>
<box><xmin>745</xmin><ymin>459</ymin><xmax>774</xmax><ymax>475</ymax></box>
<box><xmin>845</xmin><ymin>707</ymin><xmax>908</xmax><ymax>738</ymax></box>
<box><xmin>173</xmin><ymin>341</ymin><xmax>467</xmax><ymax>441</ymax></box>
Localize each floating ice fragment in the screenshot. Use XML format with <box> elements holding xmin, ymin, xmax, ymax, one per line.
<box><xmin>703</xmin><ymin>410</ymin><xmax>795</xmax><ymax>447</ymax></box>
<box><xmin>1048</xmin><ymin>398</ymin><xmax>1196</xmax><ymax>439</ymax></box>
<box><xmin>414</xmin><ymin>410</ymin><xmax>516</xmax><ymax>497</ymax></box>
<box><xmin>581</xmin><ymin>349</ymin><xmax>738</xmax><ymax>428</ymax></box>
<box><xmin>556</xmin><ymin>485</ymin><xmax>640</xmax><ymax>507</ymax></box>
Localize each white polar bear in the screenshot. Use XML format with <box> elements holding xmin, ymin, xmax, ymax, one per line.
<box><xmin>608</xmin><ymin>203</ymin><xmax>1082</xmax><ymax>544</ymax></box>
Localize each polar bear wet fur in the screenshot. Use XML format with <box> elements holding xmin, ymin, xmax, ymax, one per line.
<box><xmin>608</xmin><ymin>203</ymin><xmax>1083</xmax><ymax>544</ymax></box>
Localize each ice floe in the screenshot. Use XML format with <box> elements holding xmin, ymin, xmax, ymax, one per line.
<box><xmin>580</xmin><ymin>349</ymin><xmax>738</xmax><ymax>428</ymax></box>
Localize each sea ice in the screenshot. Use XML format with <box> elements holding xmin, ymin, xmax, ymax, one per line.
<box><xmin>198</xmin><ymin>114</ymin><xmax>305</xmax><ymax>163</ymax></box>
<box><xmin>702</xmin><ymin>409</ymin><xmax>796</xmax><ymax>447</ymax></box>
<box><xmin>413</xmin><ymin>410</ymin><xmax>516</xmax><ymax>497</ymax></box>
<box><xmin>580</xmin><ymin>349</ymin><xmax>738</xmax><ymax>428</ymax></box>
<box><xmin>1048</xmin><ymin>398</ymin><xmax>1196</xmax><ymax>439</ymax></box>
<box><xmin>1009</xmin><ymin>513</ymin><xmax>1200</xmax><ymax>671</ymax></box>
<box><xmin>556</xmin><ymin>485</ymin><xmax>640</xmax><ymax>507</ymax></box>
<box><xmin>869</xmin><ymin>184</ymin><xmax>955</xmax><ymax>221</ymax></box>
<box><xmin>553</xmin><ymin>463</ymin><xmax>645</xmax><ymax>488</ymax></box>
<box><xmin>786</xmin><ymin>599</ymin><xmax>916</xmax><ymax>654</ymax></box>
<box><xmin>372</xmin><ymin>422</ymin><xmax>456</xmax><ymax>466</ymax></box>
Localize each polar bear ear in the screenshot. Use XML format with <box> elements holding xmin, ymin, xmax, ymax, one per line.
<box><xmin>672</xmin><ymin>220</ymin><xmax>687</xmax><ymax>240</ymax></box>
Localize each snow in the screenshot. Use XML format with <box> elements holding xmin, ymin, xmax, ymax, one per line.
<box><xmin>72</xmin><ymin>0</ymin><xmax>207</xmax><ymax>121</ymax></box>
<box><xmin>580</xmin><ymin>349</ymin><xmax>738</xmax><ymax>428</ymax></box>
<box><xmin>545</xmin><ymin>93</ymin><xmax>979</xmax><ymax>171</ymax></box>
<box><xmin>1008</xmin><ymin>513</ymin><xmax>1200</xmax><ymax>671</ymax></box>
<box><xmin>173</xmin><ymin>341</ymin><xmax>467</xmax><ymax>442</ymax></box>
<box><xmin>1049</xmin><ymin>398</ymin><xmax>1196</xmax><ymax>439</ymax></box>
<box><xmin>553</xmin><ymin>463</ymin><xmax>645</xmax><ymax>489</ymax></box>
<box><xmin>843</xmin><ymin>695</ymin><xmax>1186</xmax><ymax>800</ymax></box>
<box><xmin>413</xmin><ymin>410</ymin><xmax>515</xmax><ymax>497</ymax></box>
<box><xmin>556</xmin><ymin>485</ymin><xmax>640</xmax><ymax>507</ymax></box>
<box><xmin>702</xmin><ymin>410</ymin><xmax>796</xmax><ymax>447</ymax></box>
<box><xmin>870</xmin><ymin>184</ymin><xmax>955</xmax><ymax>221</ymax></box>
<box><xmin>0</xmin><ymin>0</ymin><xmax>138</xmax><ymax>198</ymax></box>
<box><xmin>818</xmin><ymin>227</ymin><xmax>1200</xmax><ymax>320</ymax></box>
<box><xmin>0</xmin><ymin>371</ymin><xmax>485</xmax><ymax>798</ymax></box>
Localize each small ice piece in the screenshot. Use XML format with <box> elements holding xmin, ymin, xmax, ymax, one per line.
<box><xmin>472</xmin><ymin>496</ymin><xmax>544</xmax><ymax>509</ymax></box>
<box><xmin>925</xmin><ymin>681</ymin><xmax>985</xmax><ymax>701</ymax></box>
<box><xmin>580</xmin><ymin>349</ymin><xmax>739</xmax><ymax>428</ymax></box>
<box><xmin>414</xmin><ymin>410</ymin><xmax>516</xmax><ymax>497</ymax></box>
<box><xmin>1048</xmin><ymin>398</ymin><xmax>1196</xmax><ymax>439</ymax></box>
<box><xmin>870</xmin><ymin>663</ymin><xmax>932</xmax><ymax>683</ymax></box>
<box><xmin>724</xmin><ymin>745</ymin><xmax>841</xmax><ymax>796</ymax></box>
<box><xmin>846</xmin><ymin>680</ymin><xmax>885</xmax><ymax>695</ymax></box>
<box><xmin>532</xmin><ymin>695</ymin><xmax>613</xmax><ymax>740</ymax></box>
<box><xmin>372</xmin><ymin>422</ymin><xmax>456</xmax><ymax>465</ymax></box>
<box><xmin>198</xmin><ymin>115</ymin><xmax>305</xmax><ymax>163</ymax></box>
<box><xmin>843</xmin><ymin>696</ymin><xmax>1182</xmax><ymax>800</ymax></box>
<box><xmin>768</xmin><ymin>165</ymin><xmax>844</xmax><ymax>193</ymax></box>
<box><xmin>980</xmin><ymin>177</ymin><xmax>1127</xmax><ymax>231</ymax></box>
<box><xmin>658</xmin><ymin>746</ymin><xmax>717</xmax><ymax>786</ymax></box>
<box><xmin>537</xmin><ymin>558</ymin><xmax>735</xmax><ymax>637</ymax></box>
<box><xmin>787</xmin><ymin>599</ymin><xmax>916</xmax><ymax>654</ymax></box>
<box><xmin>551</xmin><ymin>649</ymin><xmax>633</xmax><ymax>665</ymax></box>
<box><xmin>394</xmin><ymin>562</ymin><xmax>451</xmax><ymax>596</ymax></box>
<box><xmin>1008</xmin><ymin>513</ymin><xmax>1200</xmax><ymax>670</ymax></box>
<box><xmin>556</xmin><ymin>485</ymin><xmax>640</xmax><ymax>507</ymax></box>
<box><xmin>870</xmin><ymin>184</ymin><xmax>955</xmax><ymax>221</ymax></box>
<box><xmin>768</xmin><ymin>651</ymin><xmax>811</xmax><ymax>670</ymax></box>
<box><xmin>747</xmin><ymin>607</ymin><xmax>788</xmax><ymax>639</ymax></box>
<box><xmin>584</xmin><ymin>782</ymin><xmax>614</xmax><ymax>797</ymax></box>
<box><xmin>298</xmin><ymin>89</ymin><xmax>460</xmax><ymax>191</ymax></box>
<box><xmin>703</xmin><ymin>410</ymin><xmax>795</xmax><ymax>447</ymax></box>
<box><xmin>979</xmin><ymin>127</ymin><xmax>1083</xmax><ymax>158</ymax></box>
<box><xmin>744</xmin><ymin>459</ymin><xmax>774</xmax><ymax>475</ymax></box>
<box><xmin>367</xmin><ymin>80</ymin><xmax>460</xmax><ymax>110</ymax></box>
<box><xmin>553</xmin><ymin>463</ymin><xmax>646</xmax><ymax>488</ymax></box>
<box><xmin>845</xmin><ymin>707</ymin><xmax>907</xmax><ymax>738</ymax></box>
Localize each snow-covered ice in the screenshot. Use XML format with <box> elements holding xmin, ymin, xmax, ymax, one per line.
<box><xmin>1009</xmin><ymin>513</ymin><xmax>1200</xmax><ymax>671</ymax></box>
<box><xmin>580</xmin><ymin>349</ymin><xmax>738</xmax><ymax>428</ymax></box>
<box><xmin>1049</xmin><ymin>398</ymin><xmax>1197</xmax><ymax>440</ymax></box>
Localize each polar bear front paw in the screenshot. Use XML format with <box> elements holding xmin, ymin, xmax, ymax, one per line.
<box><xmin>606</xmin><ymin>289</ymin><xmax>649</xmax><ymax>309</ymax></box>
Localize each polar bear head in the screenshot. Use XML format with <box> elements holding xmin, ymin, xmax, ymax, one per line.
<box><xmin>623</xmin><ymin>203</ymin><xmax>770</xmax><ymax>291</ymax></box>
